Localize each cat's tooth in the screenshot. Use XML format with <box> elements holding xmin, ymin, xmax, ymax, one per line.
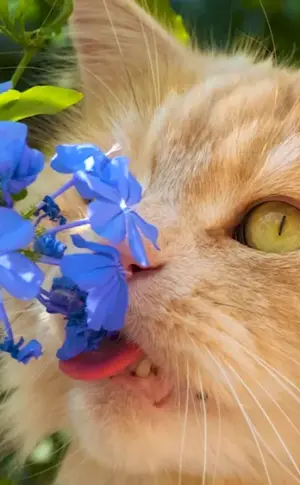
<box><xmin>135</xmin><ymin>358</ymin><xmax>152</xmax><ymax>378</ymax></box>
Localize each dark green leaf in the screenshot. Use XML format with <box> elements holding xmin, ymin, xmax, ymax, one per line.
<box><xmin>41</xmin><ymin>0</ymin><xmax>73</xmax><ymax>34</ymax></box>
<box><xmin>11</xmin><ymin>189</ymin><xmax>28</xmax><ymax>202</ymax></box>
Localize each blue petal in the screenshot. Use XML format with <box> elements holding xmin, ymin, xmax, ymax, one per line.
<box><xmin>71</xmin><ymin>234</ymin><xmax>121</xmax><ymax>262</ymax></box>
<box><xmin>0</xmin><ymin>208</ymin><xmax>34</xmax><ymax>253</ymax></box>
<box><xmin>60</xmin><ymin>254</ymin><xmax>117</xmax><ymax>291</ymax></box>
<box><xmin>57</xmin><ymin>325</ymin><xmax>89</xmax><ymax>361</ymax></box>
<box><xmin>127</xmin><ymin>216</ymin><xmax>149</xmax><ymax>267</ymax></box>
<box><xmin>87</xmin><ymin>276</ymin><xmax>128</xmax><ymax>331</ymax></box>
<box><xmin>0</xmin><ymin>122</ymin><xmax>28</xmax><ymax>178</ymax></box>
<box><xmin>0</xmin><ymin>253</ymin><xmax>44</xmax><ymax>299</ymax></box>
<box><xmin>73</xmin><ymin>176</ymin><xmax>96</xmax><ymax>199</ymax></box>
<box><xmin>102</xmin><ymin>156</ymin><xmax>130</xmax><ymax>197</ymax></box>
<box><xmin>14</xmin><ymin>145</ymin><xmax>44</xmax><ymax>177</ymax></box>
<box><xmin>131</xmin><ymin>212</ymin><xmax>159</xmax><ymax>249</ymax></box>
<box><xmin>0</xmin><ymin>81</ymin><xmax>13</xmax><ymax>94</ymax></box>
<box><xmin>51</xmin><ymin>144</ymin><xmax>107</xmax><ymax>174</ymax></box>
<box><xmin>75</xmin><ymin>172</ymin><xmax>121</xmax><ymax>203</ymax></box>
<box><xmin>127</xmin><ymin>174</ymin><xmax>143</xmax><ymax>206</ymax></box>
<box><xmin>88</xmin><ymin>200</ymin><xmax>126</xmax><ymax>244</ymax></box>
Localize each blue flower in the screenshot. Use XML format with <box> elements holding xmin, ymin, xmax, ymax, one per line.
<box><xmin>85</xmin><ymin>157</ymin><xmax>159</xmax><ymax>266</ymax></box>
<box><xmin>0</xmin><ymin>337</ymin><xmax>43</xmax><ymax>364</ymax></box>
<box><xmin>50</xmin><ymin>144</ymin><xmax>109</xmax><ymax>199</ymax></box>
<box><xmin>43</xmin><ymin>276</ymin><xmax>106</xmax><ymax>361</ymax></box>
<box><xmin>60</xmin><ymin>235</ymin><xmax>128</xmax><ymax>332</ymax></box>
<box><xmin>0</xmin><ymin>208</ymin><xmax>44</xmax><ymax>299</ymax></box>
<box><xmin>0</xmin><ymin>81</ymin><xmax>13</xmax><ymax>94</ymax></box>
<box><xmin>34</xmin><ymin>234</ymin><xmax>67</xmax><ymax>259</ymax></box>
<box><xmin>0</xmin><ymin>122</ymin><xmax>44</xmax><ymax>206</ymax></box>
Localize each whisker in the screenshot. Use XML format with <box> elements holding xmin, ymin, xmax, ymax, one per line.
<box><xmin>178</xmin><ymin>361</ymin><xmax>189</xmax><ymax>485</ymax></box>
<box><xmin>212</xmin><ymin>391</ymin><xmax>222</xmax><ymax>485</ymax></box>
<box><xmin>257</xmin><ymin>0</ymin><xmax>277</xmax><ymax>64</ymax></box>
<box><xmin>101</xmin><ymin>0</ymin><xmax>141</xmax><ymax>115</ymax></box>
<box><xmin>79</xmin><ymin>65</ymin><xmax>127</xmax><ymax>115</ymax></box>
<box><xmin>205</xmin><ymin>347</ymin><xmax>273</xmax><ymax>485</ymax></box>
<box><xmin>137</xmin><ymin>7</ymin><xmax>159</xmax><ymax>108</ymax></box>
<box><xmin>237</xmin><ymin>343</ymin><xmax>300</xmax><ymax>403</ymax></box>
<box><xmin>248</xmin><ymin>371</ymin><xmax>300</xmax><ymax>439</ymax></box>
<box><xmin>226</xmin><ymin>361</ymin><xmax>300</xmax><ymax>475</ymax></box>
<box><xmin>198</xmin><ymin>370</ymin><xmax>208</xmax><ymax>485</ymax></box>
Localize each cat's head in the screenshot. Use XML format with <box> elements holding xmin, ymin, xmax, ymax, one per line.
<box><xmin>16</xmin><ymin>1</ymin><xmax>300</xmax><ymax>482</ymax></box>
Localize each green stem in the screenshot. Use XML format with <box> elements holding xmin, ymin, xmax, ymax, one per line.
<box><xmin>12</xmin><ymin>47</ymin><xmax>37</xmax><ymax>88</ymax></box>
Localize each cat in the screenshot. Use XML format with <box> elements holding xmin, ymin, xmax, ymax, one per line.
<box><xmin>2</xmin><ymin>1</ymin><xmax>300</xmax><ymax>484</ymax></box>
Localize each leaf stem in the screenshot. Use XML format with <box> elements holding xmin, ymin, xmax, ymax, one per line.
<box><xmin>12</xmin><ymin>47</ymin><xmax>37</xmax><ymax>88</ymax></box>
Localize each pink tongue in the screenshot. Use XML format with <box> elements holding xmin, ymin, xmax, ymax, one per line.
<box><xmin>59</xmin><ymin>339</ymin><xmax>144</xmax><ymax>381</ymax></box>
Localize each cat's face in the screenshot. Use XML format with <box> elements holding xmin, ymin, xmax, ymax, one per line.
<box><xmin>65</xmin><ymin>67</ymin><xmax>300</xmax><ymax>481</ymax></box>
<box><xmin>6</xmin><ymin>1</ymin><xmax>300</xmax><ymax>484</ymax></box>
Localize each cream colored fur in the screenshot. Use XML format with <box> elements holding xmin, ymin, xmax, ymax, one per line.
<box><xmin>2</xmin><ymin>1</ymin><xmax>300</xmax><ymax>484</ymax></box>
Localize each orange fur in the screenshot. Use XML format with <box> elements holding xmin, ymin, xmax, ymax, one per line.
<box><xmin>2</xmin><ymin>1</ymin><xmax>300</xmax><ymax>484</ymax></box>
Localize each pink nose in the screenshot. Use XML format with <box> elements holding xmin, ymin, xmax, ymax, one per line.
<box><xmin>118</xmin><ymin>242</ymin><xmax>163</xmax><ymax>277</ymax></box>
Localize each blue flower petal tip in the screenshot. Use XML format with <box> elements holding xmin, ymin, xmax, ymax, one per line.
<box><xmin>0</xmin><ymin>81</ymin><xmax>13</xmax><ymax>94</ymax></box>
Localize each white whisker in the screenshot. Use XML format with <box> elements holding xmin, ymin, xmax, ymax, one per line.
<box><xmin>226</xmin><ymin>361</ymin><xmax>300</xmax><ymax>475</ymax></box>
<box><xmin>205</xmin><ymin>347</ymin><xmax>273</xmax><ymax>485</ymax></box>
<box><xmin>178</xmin><ymin>361</ymin><xmax>190</xmax><ymax>485</ymax></box>
<box><xmin>212</xmin><ymin>391</ymin><xmax>222</xmax><ymax>485</ymax></box>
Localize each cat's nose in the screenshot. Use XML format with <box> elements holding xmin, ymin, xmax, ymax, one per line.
<box><xmin>118</xmin><ymin>242</ymin><xmax>164</xmax><ymax>278</ymax></box>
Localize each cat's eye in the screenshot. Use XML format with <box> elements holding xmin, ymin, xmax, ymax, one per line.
<box><xmin>234</xmin><ymin>201</ymin><xmax>300</xmax><ymax>253</ymax></box>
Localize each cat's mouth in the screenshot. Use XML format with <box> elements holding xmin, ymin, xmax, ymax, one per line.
<box><xmin>59</xmin><ymin>336</ymin><xmax>174</xmax><ymax>407</ymax></box>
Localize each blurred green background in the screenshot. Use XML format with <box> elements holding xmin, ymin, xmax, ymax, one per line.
<box><xmin>1</xmin><ymin>0</ymin><xmax>300</xmax><ymax>483</ymax></box>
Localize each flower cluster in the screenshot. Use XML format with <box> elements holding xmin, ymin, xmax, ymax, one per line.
<box><xmin>0</xmin><ymin>82</ymin><xmax>159</xmax><ymax>365</ymax></box>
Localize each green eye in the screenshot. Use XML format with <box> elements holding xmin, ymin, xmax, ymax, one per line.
<box><xmin>235</xmin><ymin>201</ymin><xmax>300</xmax><ymax>253</ymax></box>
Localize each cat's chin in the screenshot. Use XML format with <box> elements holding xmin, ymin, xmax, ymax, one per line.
<box><xmin>66</xmin><ymin>374</ymin><xmax>209</xmax><ymax>476</ymax></box>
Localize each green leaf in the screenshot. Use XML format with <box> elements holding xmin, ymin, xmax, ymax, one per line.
<box><xmin>11</xmin><ymin>188</ymin><xmax>28</xmax><ymax>202</ymax></box>
<box><xmin>0</xmin><ymin>86</ymin><xmax>83</xmax><ymax>121</ymax></box>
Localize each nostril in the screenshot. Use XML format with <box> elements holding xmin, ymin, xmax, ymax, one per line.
<box><xmin>130</xmin><ymin>264</ymin><xmax>144</xmax><ymax>273</ymax></box>
<box><xmin>128</xmin><ymin>263</ymin><xmax>164</xmax><ymax>274</ymax></box>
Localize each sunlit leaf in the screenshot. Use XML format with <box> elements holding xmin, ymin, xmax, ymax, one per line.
<box><xmin>0</xmin><ymin>86</ymin><xmax>83</xmax><ymax>121</ymax></box>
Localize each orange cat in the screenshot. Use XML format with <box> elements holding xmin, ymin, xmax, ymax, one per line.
<box><xmin>2</xmin><ymin>1</ymin><xmax>300</xmax><ymax>484</ymax></box>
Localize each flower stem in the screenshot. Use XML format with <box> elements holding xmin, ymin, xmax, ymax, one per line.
<box><xmin>36</xmin><ymin>178</ymin><xmax>75</xmax><ymax>212</ymax></box>
<box><xmin>51</xmin><ymin>178</ymin><xmax>75</xmax><ymax>200</ymax></box>
<box><xmin>12</xmin><ymin>48</ymin><xmax>37</xmax><ymax>88</ymax></box>
<box><xmin>0</xmin><ymin>301</ymin><xmax>13</xmax><ymax>342</ymax></box>
<box><xmin>38</xmin><ymin>256</ymin><xmax>61</xmax><ymax>266</ymax></box>
<box><xmin>45</xmin><ymin>218</ymin><xmax>90</xmax><ymax>236</ymax></box>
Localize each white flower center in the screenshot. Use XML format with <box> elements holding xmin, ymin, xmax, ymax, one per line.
<box><xmin>120</xmin><ymin>199</ymin><xmax>127</xmax><ymax>210</ymax></box>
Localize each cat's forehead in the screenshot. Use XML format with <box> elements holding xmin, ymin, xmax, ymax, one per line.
<box><xmin>143</xmin><ymin>71</ymin><xmax>300</xmax><ymax>224</ymax></box>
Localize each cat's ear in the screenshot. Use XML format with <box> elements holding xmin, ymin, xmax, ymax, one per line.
<box><xmin>70</xmin><ymin>0</ymin><xmax>193</xmax><ymax>107</ymax></box>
